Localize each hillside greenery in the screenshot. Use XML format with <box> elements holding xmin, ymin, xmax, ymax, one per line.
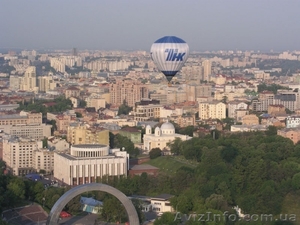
<box><xmin>1</xmin><ymin>129</ymin><xmax>300</xmax><ymax>224</ymax></box>
<box><xmin>17</xmin><ymin>96</ymin><xmax>73</xmax><ymax>116</ymax></box>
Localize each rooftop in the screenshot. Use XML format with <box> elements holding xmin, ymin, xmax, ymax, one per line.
<box><xmin>72</xmin><ymin>144</ymin><xmax>107</xmax><ymax>149</ymax></box>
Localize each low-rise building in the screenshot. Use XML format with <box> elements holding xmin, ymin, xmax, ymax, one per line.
<box><xmin>143</xmin><ymin>121</ymin><xmax>192</xmax><ymax>153</ymax></box>
<box><xmin>118</xmin><ymin>127</ymin><xmax>142</xmax><ymax>144</ymax></box>
<box><xmin>277</xmin><ymin>128</ymin><xmax>300</xmax><ymax>144</ymax></box>
<box><xmin>231</xmin><ymin>124</ymin><xmax>267</xmax><ymax>132</ymax></box>
<box><xmin>54</xmin><ymin>145</ymin><xmax>129</xmax><ymax>186</ymax></box>
<box><xmin>286</xmin><ymin>116</ymin><xmax>300</xmax><ymax>128</ymax></box>
<box><xmin>150</xmin><ymin>194</ymin><xmax>174</xmax><ymax>213</ymax></box>
<box><xmin>242</xmin><ymin>114</ymin><xmax>259</xmax><ymax>125</ymax></box>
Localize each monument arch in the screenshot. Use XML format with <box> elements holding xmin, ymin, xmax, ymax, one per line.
<box><xmin>46</xmin><ymin>183</ymin><xmax>139</xmax><ymax>225</ymax></box>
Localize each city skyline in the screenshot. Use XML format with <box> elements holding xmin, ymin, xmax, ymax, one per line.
<box><xmin>1</xmin><ymin>0</ymin><xmax>300</xmax><ymax>52</ymax></box>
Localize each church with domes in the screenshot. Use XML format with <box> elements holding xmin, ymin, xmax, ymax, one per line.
<box><xmin>143</xmin><ymin>121</ymin><xmax>192</xmax><ymax>154</ymax></box>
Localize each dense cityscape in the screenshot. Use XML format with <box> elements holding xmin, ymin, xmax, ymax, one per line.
<box><xmin>2</xmin><ymin>0</ymin><xmax>300</xmax><ymax>224</ymax></box>
<box><xmin>0</xmin><ymin>47</ymin><xmax>300</xmax><ymax>225</ymax></box>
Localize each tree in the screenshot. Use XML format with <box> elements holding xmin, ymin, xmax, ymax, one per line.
<box><xmin>101</xmin><ymin>197</ymin><xmax>126</xmax><ymax>222</ymax></box>
<box><xmin>42</xmin><ymin>138</ymin><xmax>48</xmax><ymax>148</ymax></box>
<box><xmin>167</xmin><ymin>138</ymin><xmax>183</xmax><ymax>155</ymax></box>
<box><xmin>149</xmin><ymin>148</ymin><xmax>162</xmax><ymax>159</ymax></box>
<box><xmin>154</xmin><ymin>212</ymin><xmax>180</xmax><ymax>225</ymax></box>
<box><xmin>178</xmin><ymin>125</ymin><xmax>195</xmax><ymax>136</ymax></box>
<box><xmin>113</xmin><ymin>134</ymin><xmax>137</xmax><ymax>158</ymax></box>
<box><xmin>50</xmin><ymin>120</ymin><xmax>57</xmax><ymax>135</ymax></box>
<box><xmin>265</xmin><ymin>125</ymin><xmax>277</xmax><ymax>136</ymax></box>
<box><xmin>75</xmin><ymin>112</ymin><xmax>83</xmax><ymax>118</ymax></box>
<box><xmin>0</xmin><ymin>160</ymin><xmax>5</xmax><ymax>175</ymax></box>
<box><xmin>221</xmin><ymin>96</ymin><xmax>228</xmax><ymax>104</ymax></box>
<box><xmin>221</xmin><ymin>145</ymin><xmax>239</xmax><ymax>163</ymax></box>
<box><xmin>131</xmin><ymin>199</ymin><xmax>145</xmax><ymax>224</ymax></box>
<box><xmin>7</xmin><ymin>177</ymin><xmax>26</xmax><ymax>200</ymax></box>
<box><xmin>118</xmin><ymin>101</ymin><xmax>132</xmax><ymax>115</ymax></box>
<box><xmin>64</xmin><ymin>194</ymin><xmax>81</xmax><ymax>215</ymax></box>
<box><xmin>78</xmin><ymin>100</ymin><xmax>87</xmax><ymax>108</ymax></box>
<box><xmin>292</xmin><ymin>173</ymin><xmax>300</xmax><ymax>190</ymax></box>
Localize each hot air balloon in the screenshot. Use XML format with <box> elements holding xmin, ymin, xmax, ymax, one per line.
<box><xmin>150</xmin><ymin>36</ymin><xmax>189</xmax><ymax>82</ymax></box>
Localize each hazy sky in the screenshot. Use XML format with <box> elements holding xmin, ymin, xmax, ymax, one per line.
<box><xmin>1</xmin><ymin>0</ymin><xmax>300</xmax><ymax>51</ymax></box>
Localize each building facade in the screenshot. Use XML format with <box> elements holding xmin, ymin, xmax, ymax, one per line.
<box><xmin>67</xmin><ymin>123</ymin><xmax>109</xmax><ymax>146</ymax></box>
<box><xmin>286</xmin><ymin>116</ymin><xmax>300</xmax><ymax>128</ymax></box>
<box><xmin>277</xmin><ymin>128</ymin><xmax>300</xmax><ymax>144</ymax></box>
<box><xmin>2</xmin><ymin>136</ymin><xmax>42</xmax><ymax>175</ymax></box>
<box><xmin>54</xmin><ymin>145</ymin><xmax>129</xmax><ymax>186</ymax></box>
<box><xmin>228</xmin><ymin>101</ymin><xmax>248</xmax><ymax>119</ymax></box>
<box><xmin>198</xmin><ymin>101</ymin><xmax>226</xmax><ymax>120</ymax></box>
<box><xmin>143</xmin><ymin>121</ymin><xmax>192</xmax><ymax>153</ymax></box>
<box><xmin>109</xmin><ymin>79</ymin><xmax>149</xmax><ymax>107</ymax></box>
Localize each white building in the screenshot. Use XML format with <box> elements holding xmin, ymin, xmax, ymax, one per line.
<box><xmin>2</xmin><ymin>136</ymin><xmax>42</xmax><ymax>175</ymax></box>
<box><xmin>150</xmin><ymin>194</ymin><xmax>174</xmax><ymax>213</ymax></box>
<box><xmin>231</xmin><ymin>125</ymin><xmax>268</xmax><ymax>132</ymax></box>
<box><xmin>143</xmin><ymin>121</ymin><xmax>192</xmax><ymax>153</ymax></box>
<box><xmin>286</xmin><ymin>116</ymin><xmax>300</xmax><ymax>128</ymax></box>
<box><xmin>199</xmin><ymin>101</ymin><xmax>226</xmax><ymax>120</ymax></box>
<box><xmin>228</xmin><ymin>101</ymin><xmax>248</xmax><ymax>119</ymax></box>
<box><xmin>0</xmin><ymin>123</ymin><xmax>52</xmax><ymax>141</ymax></box>
<box><xmin>20</xmin><ymin>66</ymin><xmax>38</xmax><ymax>92</ymax></box>
<box><xmin>54</xmin><ymin>144</ymin><xmax>129</xmax><ymax>186</ymax></box>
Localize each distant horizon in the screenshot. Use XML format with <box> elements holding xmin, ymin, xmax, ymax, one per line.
<box><xmin>1</xmin><ymin>0</ymin><xmax>300</xmax><ymax>52</ymax></box>
<box><xmin>1</xmin><ymin>47</ymin><xmax>299</xmax><ymax>54</ymax></box>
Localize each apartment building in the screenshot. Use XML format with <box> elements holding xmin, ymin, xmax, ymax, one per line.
<box><xmin>65</xmin><ymin>86</ymin><xmax>81</xmax><ymax>99</ymax></box>
<box><xmin>85</xmin><ymin>95</ymin><xmax>106</xmax><ymax>111</ymax></box>
<box><xmin>109</xmin><ymin>79</ymin><xmax>149</xmax><ymax>107</ymax></box>
<box><xmin>38</xmin><ymin>75</ymin><xmax>56</xmax><ymax>92</ymax></box>
<box><xmin>198</xmin><ymin>101</ymin><xmax>226</xmax><ymax>120</ymax></box>
<box><xmin>185</xmin><ymin>84</ymin><xmax>212</xmax><ymax>102</ymax></box>
<box><xmin>2</xmin><ymin>136</ymin><xmax>42</xmax><ymax>175</ymax></box>
<box><xmin>202</xmin><ymin>60</ymin><xmax>212</xmax><ymax>81</ymax></box>
<box><xmin>228</xmin><ymin>101</ymin><xmax>248</xmax><ymax>119</ymax></box>
<box><xmin>252</xmin><ymin>91</ymin><xmax>299</xmax><ymax>112</ymax></box>
<box><xmin>277</xmin><ymin>128</ymin><xmax>300</xmax><ymax>144</ymax></box>
<box><xmin>33</xmin><ymin>149</ymin><xmax>55</xmax><ymax>174</ymax></box>
<box><xmin>0</xmin><ymin>111</ymin><xmax>42</xmax><ymax>126</ymax></box>
<box><xmin>67</xmin><ymin>123</ymin><xmax>109</xmax><ymax>146</ymax></box>
<box><xmin>150</xmin><ymin>93</ymin><xmax>167</xmax><ymax>106</ymax></box>
<box><xmin>0</xmin><ymin>123</ymin><xmax>51</xmax><ymax>141</ymax></box>
<box><xmin>20</xmin><ymin>66</ymin><xmax>38</xmax><ymax>92</ymax></box>
<box><xmin>133</xmin><ymin>99</ymin><xmax>161</xmax><ymax>121</ymax></box>
<box><xmin>242</xmin><ymin>114</ymin><xmax>259</xmax><ymax>125</ymax></box>
<box><xmin>170</xmin><ymin>114</ymin><xmax>196</xmax><ymax>127</ymax></box>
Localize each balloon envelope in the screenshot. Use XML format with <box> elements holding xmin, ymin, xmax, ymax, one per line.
<box><xmin>150</xmin><ymin>36</ymin><xmax>189</xmax><ymax>82</ymax></box>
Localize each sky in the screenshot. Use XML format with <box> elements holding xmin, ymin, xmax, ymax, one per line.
<box><xmin>1</xmin><ymin>0</ymin><xmax>300</xmax><ymax>52</ymax></box>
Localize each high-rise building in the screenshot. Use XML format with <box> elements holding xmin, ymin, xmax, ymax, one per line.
<box><xmin>21</xmin><ymin>66</ymin><xmax>37</xmax><ymax>91</ymax></box>
<box><xmin>202</xmin><ymin>60</ymin><xmax>212</xmax><ymax>81</ymax></box>
<box><xmin>71</xmin><ymin>48</ymin><xmax>78</xmax><ymax>56</ymax></box>
<box><xmin>9</xmin><ymin>75</ymin><xmax>22</xmax><ymax>90</ymax></box>
<box><xmin>38</xmin><ymin>76</ymin><xmax>56</xmax><ymax>92</ymax></box>
<box><xmin>2</xmin><ymin>136</ymin><xmax>42</xmax><ymax>175</ymax></box>
<box><xmin>186</xmin><ymin>84</ymin><xmax>212</xmax><ymax>101</ymax></box>
<box><xmin>110</xmin><ymin>79</ymin><xmax>149</xmax><ymax>107</ymax></box>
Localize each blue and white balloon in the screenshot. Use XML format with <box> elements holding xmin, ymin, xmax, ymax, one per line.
<box><xmin>150</xmin><ymin>36</ymin><xmax>189</xmax><ymax>82</ymax></box>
